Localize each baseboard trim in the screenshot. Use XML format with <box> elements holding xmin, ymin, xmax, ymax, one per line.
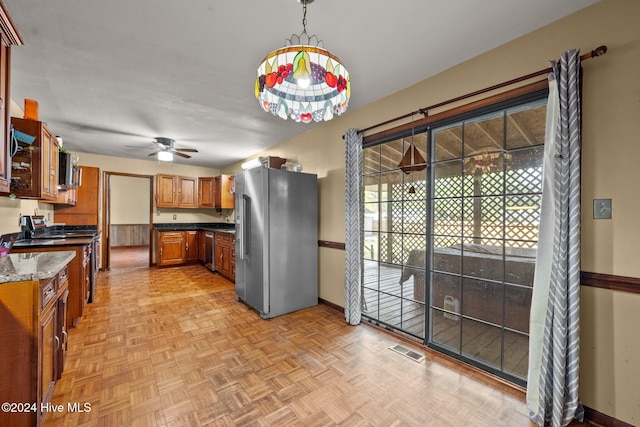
<box><xmin>584</xmin><ymin>406</ymin><xmax>635</xmax><ymax>427</ymax></box>
<box><xmin>319</xmin><ymin>298</ymin><xmax>344</xmax><ymax>314</ymax></box>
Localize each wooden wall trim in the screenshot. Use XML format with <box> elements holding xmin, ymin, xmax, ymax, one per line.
<box><xmin>319</xmin><ymin>298</ymin><xmax>344</xmax><ymax>314</ymax></box>
<box><xmin>581</xmin><ymin>271</ymin><xmax>640</xmax><ymax>295</ymax></box>
<box><xmin>584</xmin><ymin>405</ymin><xmax>635</xmax><ymax>427</ymax></box>
<box><xmin>318</xmin><ymin>240</ymin><xmax>345</xmax><ymax>250</ymax></box>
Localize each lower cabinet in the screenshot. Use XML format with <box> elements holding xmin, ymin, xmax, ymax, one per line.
<box><xmin>12</xmin><ymin>245</ymin><xmax>91</xmax><ymax>328</ymax></box>
<box><xmin>215</xmin><ymin>231</ymin><xmax>235</xmax><ymax>282</ymax></box>
<box><xmin>155</xmin><ymin>229</ymin><xmax>234</xmax><ymax>280</ymax></box>
<box><xmin>157</xmin><ymin>231</ymin><xmax>187</xmax><ymax>266</ymax></box>
<box><xmin>0</xmin><ymin>265</ymin><xmax>70</xmax><ymax>427</ymax></box>
<box><xmin>185</xmin><ymin>230</ymin><xmax>199</xmax><ymax>263</ymax></box>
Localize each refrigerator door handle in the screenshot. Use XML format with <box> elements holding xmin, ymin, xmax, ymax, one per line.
<box><xmin>240</xmin><ymin>194</ymin><xmax>250</xmax><ymax>259</ymax></box>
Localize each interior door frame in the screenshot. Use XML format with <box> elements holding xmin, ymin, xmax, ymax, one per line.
<box><xmin>102</xmin><ymin>171</ymin><xmax>154</xmax><ymax>270</ymax></box>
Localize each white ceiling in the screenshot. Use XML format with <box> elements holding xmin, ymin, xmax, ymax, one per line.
<box><xmin>4</xmin><ymin>0</ymin><xmax>597</xmax><ymax>169</ymax></box>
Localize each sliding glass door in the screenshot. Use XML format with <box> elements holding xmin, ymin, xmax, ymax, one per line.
<box><xmin>361</xmin><ymin>93</ymin><xmax>547</xmax><ymax>385</ymax></box>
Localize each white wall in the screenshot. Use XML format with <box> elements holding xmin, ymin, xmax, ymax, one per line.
<box><xmin>110</xmin><ymin>175</ymin><xmax>150</xmax><ymax>224</ymax></box>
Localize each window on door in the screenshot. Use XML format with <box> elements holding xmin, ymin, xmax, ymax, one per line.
<box><xmin>361</xmin><ymin>91</ymin><xmax>547</xmax><ymax>385</ymax></box>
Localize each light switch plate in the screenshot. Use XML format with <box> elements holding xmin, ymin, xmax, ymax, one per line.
<box><xmin>593</xmin><ymin>199</ymin><xmax>612</xmax><ymax>219</ymax></box>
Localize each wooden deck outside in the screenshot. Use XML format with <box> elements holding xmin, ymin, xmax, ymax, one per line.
<box><xmin>361</xmin><ymin>261</ymin><xmax>529</xmax><ymax>379</ymax></box>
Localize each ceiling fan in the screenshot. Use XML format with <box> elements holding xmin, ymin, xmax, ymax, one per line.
<box><xmin>147</xmin><ymin>137</ymin><xmax>198</xmax><ymax>159</ymax></box>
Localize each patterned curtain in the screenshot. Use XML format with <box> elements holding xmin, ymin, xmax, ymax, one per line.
<box><xmin>344</xmin><ymin>128</ymin><xmax>362</xmax><ymax>325</ymax></box>
<box><xmin>527</xmin><ymin>49</ymin><xmax>583</xmax><ymax>427</ymax></box>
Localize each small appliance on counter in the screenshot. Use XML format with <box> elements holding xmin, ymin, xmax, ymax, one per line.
<box><xmin>20</xmin><ymin>215</ymin><xmax>46</xmax><ymax>239</ymax></box>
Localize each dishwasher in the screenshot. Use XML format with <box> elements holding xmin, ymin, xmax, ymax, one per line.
<box><xmin>204</xmin><ymin>232</ymin><xmax>215</xmax><ymax>271</ymax></box>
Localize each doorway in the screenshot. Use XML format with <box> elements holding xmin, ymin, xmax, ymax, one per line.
<box><xmin>103</xmin><ymin>172</ymin><xmax>154</xmax><ymax>270</ymax></box>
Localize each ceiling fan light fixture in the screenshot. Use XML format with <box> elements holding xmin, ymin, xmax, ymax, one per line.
<box><xmin>255</xmin><ymin>0</ymin><xmax>350</xmax><ymax>123</ymax></box>
<box><xmin>158</xmin><ymin>151</ymin><xmax>173</xmax><ymax>162</ymax></box>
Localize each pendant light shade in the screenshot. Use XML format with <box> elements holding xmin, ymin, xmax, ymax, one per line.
<box><xmin>255</xmin><ymin>0</ymin><xmax>350</xmax><ymax>123</ymax></box>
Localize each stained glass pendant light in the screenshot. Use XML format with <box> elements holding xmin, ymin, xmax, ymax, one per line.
<box><xmin>255</xmin><ymin>0</ymin><xmax>350</xmax><ymax>123</ymax></box>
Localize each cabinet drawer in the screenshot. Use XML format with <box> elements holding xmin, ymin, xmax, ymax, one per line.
<box><xmin>40</xmin><ymin>277</ymin><xmax>57</xmax><ymax>311</ymax></box>
<box><xmin>160</xmin><ymin>231</ymin><xmax>184</xmax><ymax>239</ymax></box>
<box><xmin>215</xmin><ymin>233</ymin><xmax>231</xmax><ymax>246</ymax></box>
<box><xmin>58</xmin><ymin>265</ymin><xmax>69</xmax><ymax>285</ymax></box>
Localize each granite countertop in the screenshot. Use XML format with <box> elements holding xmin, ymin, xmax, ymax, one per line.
<box><xmin>153</xmin><ymin>223</ymin><xmax>236</xmax><ymax>233</ymax></box>
<box><xmin>0</xmin><ymin>251</ymin><xmax>76</xmax><ymax>284</ymax></box>
<box><xmin>13</xmin><ymin>237</ymin><xmax>95</xmax><ymax>248</ymax></box>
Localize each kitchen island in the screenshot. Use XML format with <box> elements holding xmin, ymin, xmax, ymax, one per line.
<box><xmin>13</xmin><ymin>236</ymin><xmax>95</xmax><ymax>327</ymax></box>
<box><xmin>0</xmin><ymin>251</ymin><xmax>75</xmax><ymax>427</ymax></box>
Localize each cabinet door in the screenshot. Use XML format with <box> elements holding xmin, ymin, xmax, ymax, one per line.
<box><xmin>178</xmin><ymin>176</ymin><xmax>198</xmax><ymax>208</ymax></box>
<box><xmin>158</xmin><ymin>232</ymin><xmax>186</xmax><ymax>266</ymax></box>
<box><xmin>55</xmin><ymin>166</ymin><xmax>100</xmax><ymax>225</ymax></box>
<box><xmin>185</xmin><ymin>230</ymin><xmax>198</xmax><ymax>262</ymax></box>
<box><xmin>214</xmin><ymin>175</ymin><xmax>235</xmax><ymax>209</ymax></box>
<box><xmin>56</xmin><ymin>287</ymin><xmax>69</xmax><ymax>379</ymax></box>
<box><xmin>215</xmin><ymin>244</ymin><xmax>231</xmax><ymax>276</ymax></box>
<box><xmin>198</xmin><ymin>231</ymin><xmax>206</xmax><ymax>262</ymax></box>
<box><xmin>0</xmin><ymin>42</ymin><xmax>9</xmax><ymax>194</ymax></box>
<box><xmin>39</xmin><ymin>303</ymin><xmax>57</xmax><ymax>423</ymax></box>
<box><xmin>156</xmin><ymin>174</ymin><xmax>177</xmax><ymax>207</ymax></box>
<box><xmin>39</xmin><ymin>127</ymin><xmax>59</xmax><ymax>200</ymax></box>
<box><xmin>198</xmin><ymin>177</ymin><xmax>215</xmax><ymax>208</ymax></box>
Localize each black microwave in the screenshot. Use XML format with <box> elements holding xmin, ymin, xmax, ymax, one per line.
<box><xmin>58</xmin><ymin>152</ymin><xmax>82</xmax><ymax>189</ymax></box>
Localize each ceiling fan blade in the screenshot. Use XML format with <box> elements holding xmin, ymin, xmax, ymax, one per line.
<box><xmin>148</xmin><ymin>151</ymin><xmax>161</xmax><ymax>157</ymax></box>
<box><xmin>176</xmin><ymin>148</ymin><xmax>198</xmax><ymax>153</ymax></box>
<box><xmin>125</xmin><ymin>144</ymin><xmax>155</xmax><ymax>149</ymax></box>
<box><xmin>174</xmin><ymin>151</ymin><xmax>192</xmax><ymax>159</ymax></box>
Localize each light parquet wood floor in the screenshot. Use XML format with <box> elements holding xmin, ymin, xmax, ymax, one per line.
<box><xmin>44</xmin><ymin>264</ymin><xmax>583</xmax><ymax>426</ymax></box>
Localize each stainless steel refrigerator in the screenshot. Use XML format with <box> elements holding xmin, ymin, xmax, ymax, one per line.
<box><xmin>234</xmin><ymin>167</ymin><xmax>318</xmax><ymax>318</ymax></box>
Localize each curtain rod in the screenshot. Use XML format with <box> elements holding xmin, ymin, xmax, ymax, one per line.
<box><xmin>344</xmin><ymin>45</ymin><xmax>607</xmax><ymax>139</ymax></box>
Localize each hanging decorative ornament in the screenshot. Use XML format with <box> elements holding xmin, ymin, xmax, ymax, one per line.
<box><xmin>255</xmin><ymin>0</ymin><xmax>350</xmax><ymax>123</ymax></box>
<box><xmin>398</xmin><ymin>128</ymin><xmax>426</xmax><ymax>194</ymax></box>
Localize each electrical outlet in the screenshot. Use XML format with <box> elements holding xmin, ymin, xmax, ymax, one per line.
<box><xmin>172</xmin><ymin>214</ymin><xmax>177</xmax><ymax>220</ymax></box>
<box><xmin>593</xmin><ymin>199</ymin><xmax>612</xmax><ymax>219</ymax></box>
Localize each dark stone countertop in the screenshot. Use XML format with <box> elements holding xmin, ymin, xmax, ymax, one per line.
<box><xmin>153</xmin><ymin>223</ymin><xmax>235</xmax><ymax>233</ymax></box>
<box><xmin>13</xmin><ymin>236</ymin><xmax>95</xmax><ymax>249</ymax></box>
<box><xmin>0</xmin><ymin>251</ymin><xmax>76</xmax><ymax>284</ymax></box>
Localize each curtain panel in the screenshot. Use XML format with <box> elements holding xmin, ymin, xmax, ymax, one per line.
<box><xmin>344</xmin><ymin>128</ymin><xmax>363</xmax><ymax>325</ymax></box>
<box><xmin>527</xmin><ymin>49</ymin><xmax>583</xmax><ymax>427</ymax></box>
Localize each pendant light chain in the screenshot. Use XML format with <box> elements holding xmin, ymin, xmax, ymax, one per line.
<box><xmin>302</xmin><ymin>1</ymin><xmax>308</xmax><ymax>35</ymax></box>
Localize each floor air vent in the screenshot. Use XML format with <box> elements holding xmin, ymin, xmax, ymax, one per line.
<box><xmin>389</xmin><ymin>344</ymin><xmax>425</xmax><ymax>363</ymax></box>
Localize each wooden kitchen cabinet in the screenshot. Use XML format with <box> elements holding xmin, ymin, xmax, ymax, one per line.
<box><xmin>198</xmin><ymin>176</ymin><xmax>215</xmax><ymax>208</ymax></box>
<box><xmin>214</xmin><ymin>174</ymin><xmax>235</xmax><ymax>209</ymax></box>
<box><xmin>198</xmin><ymin>230</ymin><xmax>207</xmax><ymax>263</ymax></box>
<box><xmin>0</xmin><ymin>264</ymin><xmax>70</xmax><ymax>427</ymax></box>
<box><xmin>10</xmin><ymin>118</ymin><xmax>59</xmax><ymax>200</ymax></box>
<box><xmin>185</xmin><ymin>230</ymin><xmax>199</xmax><ymax>263</ymax></box>
<box><xmin>215</xmin><ymin>231</ymin><xmax>235</xmax><ymax>282</ymax></box>
<box><xmin>0</xmin><ymin>5</ymin><xmax>22</xmax><ymax>195</ymax></box>
<box><xmin>156</xmin><ymin>174</ymin><xmax>198</xmax><ymax>208</ymax></box>
<box><xmin>157</xmin><ymin>230</ymin><xmax>187</xmax><ymax>266</ymax></box>
<box><xmin>13</xmin><ymin>245</ymin><xmax>92</xmax><ymax>328</ymax></box>
<box><xmin>55</xmin><ymin>166</ymin><xmax>100</xmax><ymax>225</ymax></box>
<box><xmin>39</xmin><ymin>294</ymin><xmax>57</xmax><ymax>417</ymax></box>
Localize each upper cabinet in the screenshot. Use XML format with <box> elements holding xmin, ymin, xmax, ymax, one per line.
<box><xmin>215</xmin><ymin>174</ymin><xmax>234</xmax><ymax>209</ymax></box>
<box><xmin>55</xmin><ymin>166</ymin><xmax>100</xmax><ymax>225</ymax></box>
<box><xmin>10</xmin><ymin>118</ymin><xmax>59</xmax><ymax>200</ymax></box>
<box><xmin>156</xmin><ymin>174</ymin><xmax>198</xmax><ymax>208</ymax></box>
<box><xmin>157</xmin><ymin>174</ymin><xmax>234</xmax><ymax>209</ymax></box>
<box><xmin>0</xmin><ymin>4</ymin><xmax>23</xmax><ymax>195</ymax></box>
<box><xmin>198</xmin><ymin>176</ymin><xmax>215</xmax><ymax>208</ymax></box>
